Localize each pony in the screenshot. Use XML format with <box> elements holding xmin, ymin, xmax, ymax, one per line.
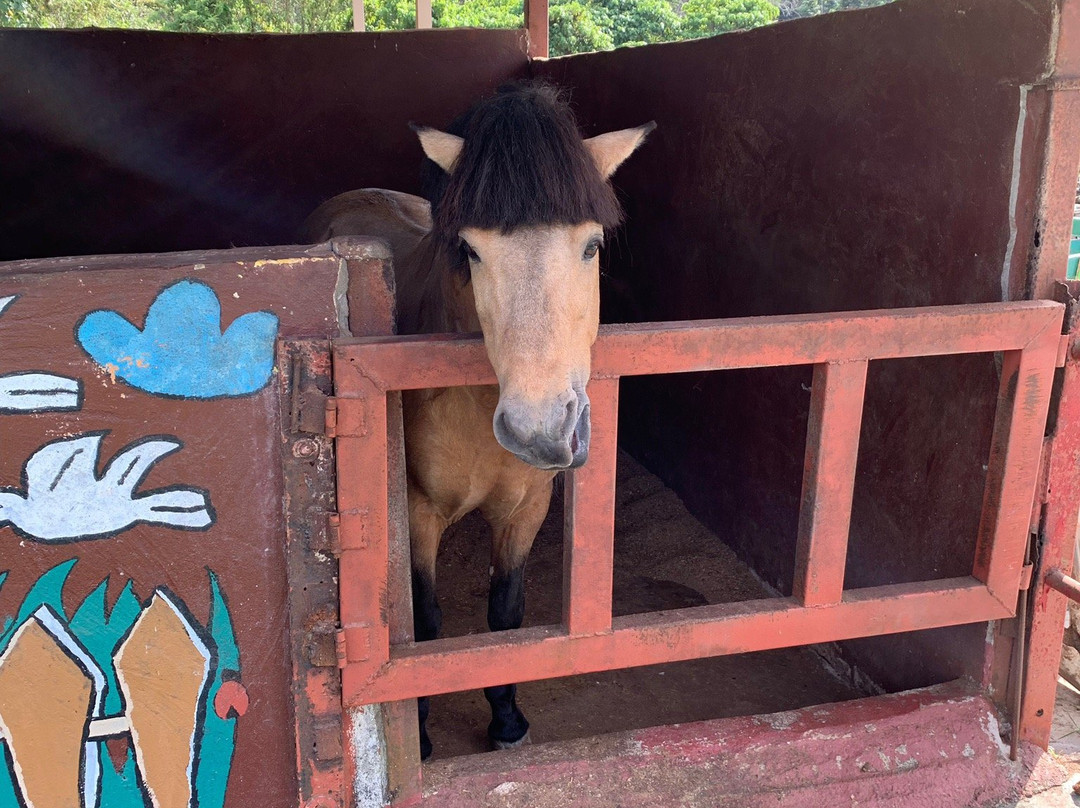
<box><xmin>304</xmin><ymin>83</ymin><xmax>653</xmax><ymax>759</ymax></box>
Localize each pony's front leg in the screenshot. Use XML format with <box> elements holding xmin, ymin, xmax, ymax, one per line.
<box><xmin>482</xmin><ymin>482</ymin><xmax>551</xmax><ymax>750</ymax></box>
<box><xmin>409</xmin><ymin>485</ymin><xmax>449</xmax><ymax>761</ymax></box>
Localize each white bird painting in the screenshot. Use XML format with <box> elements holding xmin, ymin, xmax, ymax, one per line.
<box><xmin>0</xmin><ymin>432</ymin><xmax>215</xmax><ymax>542</ymax></box>
<box><xmin>0</xmin><ymin>295</ymin><xmax>82</xmax><ymax>413</ymax></box>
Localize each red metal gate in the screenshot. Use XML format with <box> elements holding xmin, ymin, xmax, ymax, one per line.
<box><xmin>331</xmin><ymin>301</ymin><xmax>1062</xmax><ymax>713</ymax></box>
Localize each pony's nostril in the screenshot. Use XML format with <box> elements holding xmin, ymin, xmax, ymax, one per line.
<box><xmin>495</xmin><ymin>408</ymin><xmax>530</xmax><ymax>449</ymax></box>
<box><xmin>560</xmin><ymin>397</ymin><xmax>578</xmax><ymax>437</ymax></box>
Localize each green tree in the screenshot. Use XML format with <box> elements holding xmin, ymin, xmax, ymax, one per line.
<box><xmin>680</xmin><ymin>0</ymin><xmax>777</xmax><ymax>38</ymax></box>
<box><xmin>17</xmin><ymin>0</ymin><xmax>158</xmax><ymax>28</ymax></box>
<box><xmin>549</xmin><ymin>0</ymin><xmax>612</xmax><ymax>55</ymax></box>
<box><xmin>436</xmin><ymin>0</ymin><xmax>520</xmax><ymax>28</ymax></box>
<box><xmin>592</xmin><ymin>0</ymin><xmax>680</xmax><ymax>47</ymax></box>
<box><xmin>362</xmin><ymin>0</ymin><xmax>415</xmax><ymax>29</ymax></box>
<box><xmin>2</xmin><ymin>0</ymin><xmax>36</xmax><ymax>26</ymax></box>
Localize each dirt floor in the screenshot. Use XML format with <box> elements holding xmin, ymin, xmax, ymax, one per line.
<box><xmin>425</xmin><ymin>450</ymin><xmax>866</xmax><ymax>760</ymax></box>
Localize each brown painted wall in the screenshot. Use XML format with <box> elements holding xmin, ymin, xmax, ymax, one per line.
<box><xmin>537</xmin><ymin>0</ymin><xmax>1055</xmax><ymax>692</ymax></box>
<box><xmin>0</xmin><ymin>27</ymin><xmax>529</xmax><ymax>261</ymax></box>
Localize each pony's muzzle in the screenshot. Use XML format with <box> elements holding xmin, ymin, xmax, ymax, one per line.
<box><xmin>493</xmin><ymin>389</ymin><xmax>591</xmax><ymax>470</ymax></box>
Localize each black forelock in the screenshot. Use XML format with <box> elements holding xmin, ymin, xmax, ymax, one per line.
<box><xmin>421</xmin><ymin>82</ymin><xmax>624</xmax><ymax>248</ymax></box>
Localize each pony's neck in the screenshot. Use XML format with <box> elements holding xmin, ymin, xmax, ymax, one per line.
<box><xmin>397</xmin><ymin>234</ymin><xmax>480</xmax><ymax>336</ymax></box>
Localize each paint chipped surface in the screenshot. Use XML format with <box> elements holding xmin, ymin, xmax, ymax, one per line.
<box><xmin>252</xmin><ymin>257</ymin><xmax>310</xmax><ymax>268</ymax></box>
<box><xmin>349</xmin><ymin>705</ymin><xmax>388</xmax><ymax>808</ymax></box>
<box><xmin>418</xmin><ymin>683</ymin><xmax>1066</xmax><ymax>807</ymax></box>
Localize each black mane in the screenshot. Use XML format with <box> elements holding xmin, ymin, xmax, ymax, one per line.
<box><xmin>422</xmin><ymin>83</ymin><xmax>624</xmax><ymax>246</ymax></box>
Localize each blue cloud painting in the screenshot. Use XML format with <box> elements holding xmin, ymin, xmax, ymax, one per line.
<box><xmin>77</xmin><ymin>280</ymin><xmax>279</xmax><ymax>399</ymax></box>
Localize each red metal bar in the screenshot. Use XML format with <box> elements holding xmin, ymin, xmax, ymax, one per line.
<box><xmin>1022</xmin><ymin>328</ymin><xmax>1080</xmax><ymax>745</ymax></box>
<box><xmin>343</xmin><ymin>578</ymin><xmax>1007</xmax><ymax>705</ymax></box>
<box><xmin>793</xmin><ymin>361</ymin><xmax>868</xmax><ymax>606</ymax></box>
<box><xmin>1045</xmin><ymin>567</ymin><xmax>1080</xmax><ymax>602</ymax></box>
<box><xmin>333</xmin><ymin>302</ymin><xmax>1063</xmax><ymax>393</ymax></box>
<box><xmin>335</xmin><ymin>385</ymin><xmax>392</xmax><ymax>682</ymax></box>
<box><xmin>333</xmin><ymin>300</ymin><xmax>1065</xmax><ymax>724</ymax></box>
<box><xmin>973</xmin><ymin>323</ymin><xmax>1060</xmax><ymax>606</ymax></box>
<box><xmin>562</xmin><ymin>378</ymin><xmax>619</xmax><ymax>635</ymax></box>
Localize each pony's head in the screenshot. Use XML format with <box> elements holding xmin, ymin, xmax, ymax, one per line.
<box><xmin>416</xmin><ymin>83</ymin><xmax>653</xmax><ymax>470</ymax></box>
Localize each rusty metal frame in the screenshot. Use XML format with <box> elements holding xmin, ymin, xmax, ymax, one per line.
<box><xmin>332</xmin><ymin>300</ymin><xmax>1062</xmax><ymax>718</ymax></box>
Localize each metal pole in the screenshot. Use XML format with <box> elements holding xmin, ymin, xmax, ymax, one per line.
<box><xmin>524</xmin><ymin>0</ymin><xmax>549</xmax><ymax>58</ymax></box>
<box><xmin>1046</xmin><ymin>567</ymin><xmax>1080</xmax><ymax>601</ymax></box>
<box><xmin>415</xmin><ymin>0</ymin><xmax>432</xmax><ymax>28</ymax></box>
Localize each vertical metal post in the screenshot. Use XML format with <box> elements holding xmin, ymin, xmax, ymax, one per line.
<box><xmin>415</xmin><ymin>0</ymin><xmax>432</xmax><ymax>29</ymax></box>
<box><xmin>1022</xmin><ymin>319</ymin><xmax>1080</xmax><ymax>745</ymax></box>
<box><xmin>562</xmin><ymin>378</ymin><xmax>619</xmax><ymax>635</ymax></box>
<box><xmin>793</xmin><ymin>360</ymin><xmax>867</xmax><ymax>606</ymax></box>
<box><xmin>524</xmin><ymin>0</ymin><xmax>549</xmax><ymax>58</ymax></box>
<box><xmin>352</xmin><ymin>0</ymin><xmax>365</xmax><ymax>31</ymax></box>
<box><xmin>973</xmin><ymin>330</ymin><xmax>1060</xmax><ymax>604</ymax></box>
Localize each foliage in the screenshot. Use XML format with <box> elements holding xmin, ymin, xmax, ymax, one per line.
<box><xmin>436</xmin><ymin>0</ymin><xmax>520</xmax><ymax>28</ymax></box>
<box><xmin>11</xmin><ymin>0</ymin><xmax>158</xmax><ymax>28</ymax></box>
<box><xmin>549</xmin><ymin>0</ymin><xmax>611</xmax><ymax>55</ymax></box>
<box><xmin>680</xmin><ymin>0</ymin><xmax>776</xmax><ymax>39</ymax></box>
<box><xmin>591</xmin><ymin>0</ymin><xmax>680</xmax><ymax>48</ymax></box>
<box><xmin>775</xmin><ymin>0</ymin><xmax>890</xmax><ymax>19</ymax></box>
<box><xmin>7</xmin><ymin>0</ymin><xmax>898</xmax><ymax>55</ymax></box>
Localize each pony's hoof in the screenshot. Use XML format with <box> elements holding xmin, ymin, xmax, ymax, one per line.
<box><xmin>491</xmin><ymin>730</ymin><xmax>531</xmax><ymax>751</ymax></box>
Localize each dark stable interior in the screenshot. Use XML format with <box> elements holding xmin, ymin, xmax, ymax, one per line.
<box><xmin>0</xmin><ymin>0</ymin><xmax>1057</xmax><ymax>751</ymax></box>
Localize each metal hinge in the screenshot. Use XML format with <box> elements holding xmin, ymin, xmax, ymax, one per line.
<box><xmin>327</xmin><ymin>513</ymin><xmax>342</xmax><ymax>557</ymax></box>
<box><xmin>1019</xmin><ymin>563</ymin><xmax>1035</xmax><ymax>591</ymax></box>
<box><xmin>335</xmin><ymin>629</ymin><xmax>348</xmax><ymax>669</ymax></box>
<box><xmin>324</xmin><ymin>397</ymin><xmax>338</xmax><ymax>439</ymax></box>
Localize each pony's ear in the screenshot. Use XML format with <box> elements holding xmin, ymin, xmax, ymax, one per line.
<box><xmin>412</xmin><ymin>124</ymin><xmax>465</xmax><ymax>173</ymax></box>
<box><xmin>583</xmin><ymin>122</ymin><xmax>656</xmax><ymax>179</ymax></box>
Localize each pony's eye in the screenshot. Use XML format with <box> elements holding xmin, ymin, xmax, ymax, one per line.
<box><xmin>461</xmin><ymin>241</ymin><xmax>480</xmax><ymax>262</ymax></box>
<box><xmin>583</xmin><ymin>240</ymin><xmax>602</xmax><ymax>260</ymax></box>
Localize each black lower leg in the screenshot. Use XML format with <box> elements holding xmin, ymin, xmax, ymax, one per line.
<box><xmin>412</xmin><ymin>568</ymin><xmax>441</xmax><ymax>761</ymax></box>
<box><xmin>485</xmin><ymin>566</ymin><xmax>529</xmax><ymax>746</ymax></box>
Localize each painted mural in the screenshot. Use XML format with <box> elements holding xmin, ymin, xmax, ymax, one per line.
<box><xmin>77</xmin><ymin>279</ymin><xmax>280</xmax><ymax>399</ymax></box>
<box><xmin>0</xmin><ymin>562</ymin><xmax>246</xmax><ymax>808</ymax></box>
<box><xmin>0</xmin><ymin>433</ymin><xmax>215</xmax><ymax>543</ymax></box>
<box><xmin>0</xmin><ymin>296</ymin><xmax>82</xmax><ymax>413</ymax></box>
<box><xmin>0</xmin><ymin>274</ymin><xmax>291</xmax><ymax>808</ymax></box>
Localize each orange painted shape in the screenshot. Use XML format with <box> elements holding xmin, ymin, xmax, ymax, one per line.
<box><xmin>0</xmin><ymin>614</ymin><xmax>94</xmax><ymax>808</ymax></box>
<box><xmin>214</xmin><ymin>680</ymin><xmax>249</xmax><ymax>719</ymax></box>
<box><xmin>115</xmin><ymin>592</ymin><xmax>210</xmax><ymax>808</ymax></box>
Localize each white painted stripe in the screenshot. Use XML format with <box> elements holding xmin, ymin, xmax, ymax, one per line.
<box><xmin>1002</xmin><ymin>85</ymin><xmax>1030</xmax><ymax>302</ymax></box>
<box><xmin>86</xmin><ymin>715</ymin><xmax>131</xmax><ymax>739</ymax></box>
